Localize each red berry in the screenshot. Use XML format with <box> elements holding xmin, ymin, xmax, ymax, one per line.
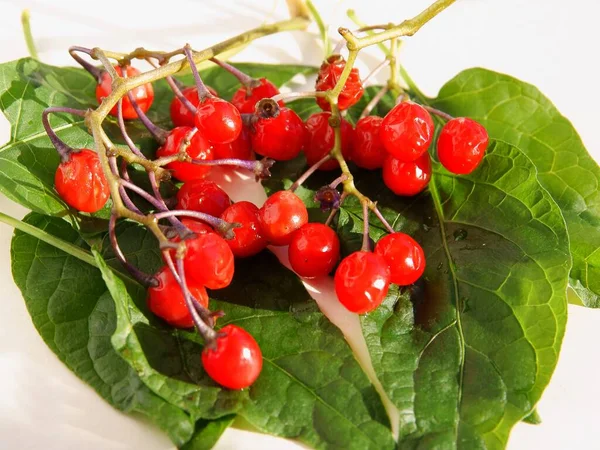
<box><xmin>375</xmin><ymin>233</ymin><xmax>425</xmax><ymax>285</ymax></box>
<box><xmin>147</xmin><ymin>266</ymin><xmax>208</xmax><ymax>328</ymax></box>
<box><xmin>334</xmin><ymin>251</ymin><xmax>390</xmax><ymax>314</ymax></box>
<box><xmin>315</xmin><ymin>55</ymin><xmax>363</xmax><ymax>111</ymax></box>
<box><xmin>383</xmin><ymin>153</ymin><xmax>431</xmax><ymax>196</ymax></box>
<box><xmin>195</xmin><ymin>97</ymin><xmax>242</xmax><ymax>144</ymax></box>
<box><xmin>380</xmin><ymin>101</ymin><xmax>434</xmax><ymax>162</ymax></box>
<box><xmin>54</xmin><ymin>149</ymin><xmax>110</xmax><ymax>213</ymax></box>
<box><xmin>251</xmin><ymin>108</ymin><xmax>305</xmax><ymax>161</ymax></box>
<box><xmin>231</xmin><ymin>78</ymin><xmax>283</xmax><ymax>114</ymax></box>
<box><xmin>288</xmin><ymin>223</ymin><xmax>340</xmax><ymax>278</ymax></box>
<box><xmin>96</xmin><ymin>66</ymin><xmax>154</xmax><ymax>120</ymax></box>
<box><xmin>303</xmin><ymin>112</ymin><xmax>353</xmax><ymax>170</ymax></box>
<box><xmin>437</xmin><ymin>117</ymin><xmax>489</xmax><ymax>174</ymax></box>
<box><xmin>258</xmin><ymin>191</ymin><xmax>308</xmax><ymax>246</ymax></box>
<box><xmin>352</xmin><ymin>116</ymin><xmax>387</xmax><ymax>170</ymax></box>
<box><xmin>170</xmin><ymin>85</ymin><xmax>219</xmax><ymax>128</ymax></box>
<box><xmin>176</xmin><ymin>180</ymin><xmax>232</xmax><ymax>218</ymax></box>
<box><xmin>155</xmin><ymin>127</ymin><xmax>213</xmax><ymax>182</ymax></box>
<box><xmin>183</xmin><ymin>232</ymin><xmax>234</xmax><ymax>289</ymax></box>
<box><xmin>178</xmin><ymin>218</ymin><xmax>214</xmax><ymax>236</ymax></box>
<box><xmin>202</xmin><ymin>324</ymin><xmax>262</xmax><ymax>389</ymax></box>
<box><xmin>212</xmin><ymin>126</ymin><xmax>253</xmax><ymax>160</ymax></box>
<box><xmin>220</xmin><ymin>201</ymin><xmax>267</xmax><ymax>258</ymax></box>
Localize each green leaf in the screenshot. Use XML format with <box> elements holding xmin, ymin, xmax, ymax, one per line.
<box><xmin>522</xmin><ymin>409</ymin><xmax>542</xmax><ymax>425</ymax></box>
<box><xmin>0</xmin><ymin>57</ymin><xmax>316</xmax><ymax>216</ymax></box>
<box><xmin>181</xmin><ymin>415</ymin><xmax>236</xmax><ymax>450</ymax></box>
<box><xmin>431</xmin><ymin>68</ymin><xmax>600</xmax><ymax>307</ymax></box>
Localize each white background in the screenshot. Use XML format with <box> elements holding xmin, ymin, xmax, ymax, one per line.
<box><xmin>0</xmin><ymin>0</ymin><xmax>599</xmax><ymax>449</ymax></box>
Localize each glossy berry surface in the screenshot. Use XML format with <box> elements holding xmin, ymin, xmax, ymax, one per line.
<box><xmin>170</xmin><ymin>85</ymin><xmax>218</xmax><ymax>128</ymax></box>
<box><xmin>155</xmin><ymin>127</ymin><xmax>213</xmax><ymax>181</ymax></box>
<box><xmin>220</xmin><ymin>201</ymin><xmax>267</xmax><ymax>258</ymax></box>
<box><xmin>182</xmin><ymin>232</ymin><xmax>234</xmax><ymax>289</ymax></box>
<box><xmin>251</xmin><ymin>108</ymin><xmax>305</xmax><ymax>161</ymax></box>
<box><xmin>383</xmin><ymin>153</ymin><xmax>432</xmax><ymax>196</ymax></box>
<box><xmin>176</xmin><ymin>180</ymin><xmax>232</xmax><ymax>218</ymax></box>
<box><xmin>352</xmin><ymin>116</ymin><xmax>387</xmax><ymax>170</ymax></box>
<box><xmin>96</xmin><ymin>66</ymin><xmax>154</xmax><ymax>120</ymax></box>
<box><xmin>178</xmin><ymin>218</ymin><xmax>214</xmax><ymax>236</ymax></box>
<box><xmin>380</xmin><ymin>101</ymin><xmax>434</xmax><ymax>161</ymax></box>
<box><xmin>304</xmin><ymin>112</ymin><xmax>353</xmax><ymax>170</ymax></box>
<box><xmin>288</xmin><ymin>223</ymin><xmax>340</xmax><ymax>278</ymax></box>
<box><xmin>212</xmin><ymin>126</ymin><xmax>253</xmax><ymax>160</ymax></box>
<box><xmin>437</xmin><ymin>117</ymin><xmax>489</xmax><ymax>174</ymax></box>
<box><xmin>334</xmin><ymin>251</ymin><xmax>391</xmax><ymax>314</ymax></box>
<box><xmin>194</xmin><ymin>97</ymin><xmax>242</xmax><ymax>144</ymax></box>
<box><xmin>54</xmin><ymin>149</ymin><xmax>110</xmax><ymax>213</ymax></box>
<box><xmin>231</xmin><ymin>78</ymin><xmax>283</xmax><ymax>114</ymax></box>
<box><xmin>147</xmin><ymin>266</ymin><xmax>208</xmax><ymax>328</ymax></box>
<box><xmin>375</xmin><ymin>233</ymin><xmax>426</xmax><ymax>285</ymax></box>
<box><xmin>258</xmin><ymin>191</ymin><xmax>308</xmax><ymax>246</ymax></box>
<box><xmin>315</xmin><ymin>55</ymin><xmax>363</xmax><ymax>111</ymax></box>
<box><xmin>202</xmin><ymin>324</ymin><xmax>262</xmax><ymax>390</ymax></box>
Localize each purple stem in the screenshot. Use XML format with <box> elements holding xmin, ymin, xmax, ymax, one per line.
<box><xmin>109</xmin><ymin>157</ymin><xmax>143</xmax><ymax>214</ymax></box>
<box><xmin>42</xmin><ymin>107</ymin><xmax>87</xmax><ymax>162</ymax></box>
<box><xmin>359</xmin><ymin>86</ymin><xmax>389</xmax><ymax>120</ymax></box>
<box><xmin>422</xmin><ymin>105</ymin><xmax>454</xmax><ymax>121</ymax></box>
<box><xmin>109</xmin><ymin>215</ymin><xmax>158</xmax><ymax>287</ymax></box>
<box><xmin>183</xmin><ymin>44</ymin><xmax>213</xmax><ymax>101</ymax></box>
<box><xmin>325</xmin><ymin>192</ymin><xmax>347</xmax><ymax>226</ymax></box>
<box><xmin>210</xmin><ymin>57</ymin><xmax>258</xmax><ymax>88</ymax></box>
<box><xmin>146</xmin><ymin>57</ymin><xmax>197</xmax><ymax>115</ymax></box>
<box><xmin>117</xmin><ymin>99</ymin><xmax>147</xmax><ymax>159</ymax></box>
<box><xmin>69</xmin><ymin>46</ymin><xmax>103</xmax><ymax>80</ymax></box>
<box><xmin>361</xmin><ymin>201</ymin><xmax>371</xmax><ymax>252</ymax></box>
<box><xmin>154</xmin><ymin>209</ymin><xmax>232</xmax><ymax>232</ymax></box>
<box><xmin>362</xmin><ymin>59</ymin><xmax>389</xmax><ymax>85</ymax></box>
<box><xmin>372</xmin><ymin>204</ymin><xmax>395</xmax><ymax>234</ymax></box>
<box><xmin>329</xmin><ymin>174</ymin><xmax>348</xmax><ymax>189</ymax></box>
<box><xmin>126</xmin><ymin>91</ymin><xmax>169</xmax><ymax>144</ymax></box>
<box><xmin>289</xmin><ymin>154</ymin><xmax>333</xmax><ymax>192</ymax></box>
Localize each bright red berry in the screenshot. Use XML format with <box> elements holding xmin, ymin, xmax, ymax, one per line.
<box><xmin>147</xmin><ymin>266</ymin><xmax>208</xmax><ymax>328</ymax></box>
<box><xmin>54</xmin><ymin>149</ymin><xmax>110</xmax><ymax>213</ymax></box>
<box><xmin>182</xmin><ymin>232</ymin><xmax>234</xmax><ymax>289</ymax></box>
<box><xmin>375</xmin><ymin>233</ymin><xmax>426</xmax><ymax>285</ymax></box>
<box><xmin>202</xmin><ymin>324</ymin><xmax>262</xmax><ymax>389</ymax></box>
<box><xmin>231</xmin><ymin>78</ymin><xmax>283</xmax><ymax>114</ymax></box>
<box><xmin>288</xmin><ymin>223</ymin><xmax>340</xmax><ymax>278</ymax></box>
<box><xmin>155</xmin><ymin>127</ymin><xmax>213</xmax><ymax>181</ymax></box>
<box><xmin>334</xmin><ymin>251</ymin><xmax>391</xmax><ymax>314</ymax></box>
<box><xmin>195</xmin><ymin>97</ymin><xmax>242</xmax><ymax>144</ymax></box>
<box><xmin>380</xmin><ymin>101</ymin><xmax>434</xmax><ymax>162</ymax></box>
<box><xmin>96</xmin><ymin>66</ymin><xmax>154</xmax><ymax>120</ymax></box>
<box><xmin>178</xmin><ymin>218</ymin><xmax>214</xmax><ymax>236</ymax></box>
<box><xmin>383</xmin><ymin>153</ymin><xmax>432</xmax><ymax>196</ymax></box>
<box><xmin>220</xmin><ymin>201</ymin><xmax>267</xmax><ymax>258</ymax></box>
<box><xmin>315</xmin><ymin>55</ymin><xmax>363</xmax><ymax>111</ymax></box>
<box><xmin>437</xmin><ymin>117</ymin><xmax>489</xmax><ymax>174</ymax></box>
<box><xmin>251</xmin><ymin>107</ymin><xmax>305</xmax><ymax>161</ymax></box>
<box><xmin>352</xmin><ymin>116</ymin><xmax>387</xmax><ymax>170</ymax></box>
<box><xmin>170</xmin><ymin>85</ymin><xmax>219</xmax><ymax>128</ymax></box>
<box><xmin>258</xmin><ymin>191</ymin><xmax>308</xmax><ymax>246</ymax></box>
<box><xmin>303</xmin><ymin>112</ymin><xmax>353</xmax><ymax>170</ymax></box>
<box><xmin>176</xmin><ymin>180</ymin><xmax>232</xmax><ymax>218</ymax></box>
<box><xmin>212</xmin><ymin>126</ymin><xmax>253</xmax><ymax>160</ymax></box>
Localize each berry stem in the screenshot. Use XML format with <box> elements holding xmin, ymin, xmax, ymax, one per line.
<box><xmin>153</xmin><ymin>209</ymin><xmax>238</xmax><ymax>239</ymax></box>
<box><xmin>422</xmin><ymin>104</ymin><xmax>454</xmax><ymax>121</ymax></box>
<box><xmin>361</xmin><ymin>200</ymin><xmax>371</xmax><ymax>251</ymax></box>
<box><xmin>210</xmin><ymin>57</ymin><xmax>260</xmax><ymax>89</ymax></box>
<box><xmin>359</xmin><ymin>86</ymin><xmax>389</xmax><ymax>119</ymax></box>
<box><xmin>191</xmin><ymin>157</ymin><xmax>275</xmax><ymax>181</ymax></box>
<box><xmin>146</xmin><ymin>57</ymin><xmax>198</xmax><ymax>115</ymax></box>
<box><xmin>68</xmin><ymin>46</ymin><xmax>103</xmax><ymax>80</ymax></box>
<box><xmin>361</xmin><ymin>58</ymin><xmax>389</xmax><ymax>85</ymax></box>
<box><xmin>127</xmin><ymin>91</ymin><xmax>169</xmax><ymax>144</ymax></box>
<box><xmin>42</xmin><ymin>107</ymin><xmax>86</xmax><ymax>162</ymax></box>
<box><xmin>183</xmin><ymin>44</ymin><xmax>213</xmax><ymax>102</ymax></box>
<box><xmin>116</xmin><ymin>99</ymin><xmax>148</xmax><ymax>159</ymax></box>
<box><xmin>371</xmin><ymin>203</ymin><xmax>396</xmax><ymax>234</ymax></box>
<box><xmin>108</xmin><ymin>156</ymin><xmax>142</xmax><ymax>215</ymax></box>
<box><xmin>325</xmin><ymin>191</ymin><xmax>347</xmax><ymax>226</ymax></box>
<box><xmin>329</xmin><ymin>174</ymin><xmax>348</xmax><ymax>189</ymax></box>
<box><xmin>289</xmin><ymin>154</ymin><xmax>333</xmax><ymax>192</ymax></box>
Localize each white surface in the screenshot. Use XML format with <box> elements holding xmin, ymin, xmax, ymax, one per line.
<box><xmin>0</xmin><ymin>0</ymin><xmax>599</xmax><ymax>449</ymax></box>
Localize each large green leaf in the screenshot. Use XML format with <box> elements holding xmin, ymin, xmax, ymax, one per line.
<box><xmin>431</xmin><ymin>68</ymin><xmax>600</xmax><ymax>307</ymax></box>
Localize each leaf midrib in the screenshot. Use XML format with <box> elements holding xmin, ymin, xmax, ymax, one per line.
<box><xmin>0</xmin><ymin>119</ymin><xmax>86</xmax><ymax>154</ymax></box>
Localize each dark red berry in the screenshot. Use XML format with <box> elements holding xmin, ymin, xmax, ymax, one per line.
<box><xmin>176</xmin><ymin>180</ymin><xmax>232</xmax><ymax>218</ymax></box>
<box><xmin>183</xmin><ymin>232</ymin><xmax>234</xmax><ymax>289</ymax></box>
<box><xmin>155</xmin><ymin>127</ymin><xmax>213</xmax><ymax>181</ymax></box>
<box><xmin>54</xmin><ymin>149</ymin><xmax>110</xmax><ymax>213</ymax></box>
<box><xmin>383</xmin><ymin>153</ymin><xmax>431</xmax><ymax>196</ymax></box>
<box><xmin>258</xmin><ymin>191</ymin><xmax>308</xmax><ymax>246</ymax></box>
<box><xmin>380</xmin><ymin>101</ymin><xmax>434</xmax><ymax>162</ymax></box>
<box><xmin>315</xmin><ymin>55</ymin><xmax>363</xmax><ymax>111</ymax></box>
<box><xmin>437</xmin><ymin>117</ymin><xmax>489</xmax><ymax>174</ymax></box>
<box><xmin>220</xmin><ymin>201</ymin><xmax>267</xmax><ymax>258</ymax></box>
<box><xmin>334</xmin><ymin>251</ymin><xmax>390</xmax><ymax>314</ymax></box>
<box><xmin>194</xmin><ymin>97</ymin><xmax>242</xmax><ymax>144</ymax></box>
<box><xmin>212</xmin><ymin>126</ymin><xmax>253</xmax><ymax>160</ymax></box>
<box><xmin>375</xmin><ymin>233</ymin><xmax>425</xmax><ymax>285</ymax></box>
<box><xmin>303</xmin><ymin>112</ymin><xmax>353</xmax><ymax>170</ymax></box>
<box><xmin>170</xmin><ymin>85</ymin><xmax>219</xmax><ymax>128</ymax></box>
<box><xmin>147</xmin><ymin>266</ymin><xmax>208</xmax><ymax>328</ymax></box>
<box><xmin>96</xmin><ymin>66</ymin><xmax>154</xmax><ymax>120</ymax></box>
<box><xmin>251</xmin><ymin>108</ymin><xmax>305</xmax><ymax>161</ymax></box>
<box><xmin>288</xmin><ymin>223</ymin><xmax>340</xmax><ymax>278</ymax></box>
<box><xmin>352</xmin><ymin>116</ymin><xmax>387</xmax><ymax>170</ymax></box>
<box><xmin>202</xmin><ymin>324</ymin><xmax>262</xmax><ymax>389</ymax></box>
<box><xmin>231</xmin><ymin>78</ymin><xmax>283</xmax><ymax>114</ymax></box>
